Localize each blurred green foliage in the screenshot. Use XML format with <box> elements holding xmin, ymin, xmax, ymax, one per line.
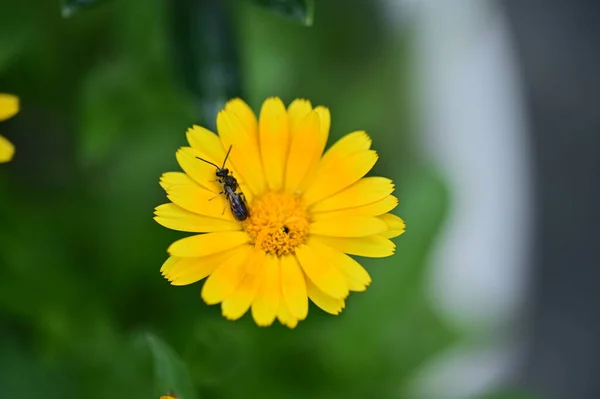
<box><xmin>0</xmin><ymin>1</ymin><xmax>467</xmax><ymax>398</ymax></box>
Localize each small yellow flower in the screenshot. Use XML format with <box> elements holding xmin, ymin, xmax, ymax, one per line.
<box><xmin>0</xmin><ymin>94</ymin><xmax>18</xmax><ymax>163</ymax></box>
<box><xmin>155</xmin><ymin>97</ymin><xmax>405</xmax><ymax>328</ymax></box>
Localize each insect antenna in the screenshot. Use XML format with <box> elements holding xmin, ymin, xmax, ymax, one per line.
<box><xmin>195</xmin><ymin>156</ymin><xmax>220</xmax><ymax>169</ymax></box>
<box><xmin>221</xmin><ymin>145</ymin><xmax>233</xmax><ymax>169</ymax></box>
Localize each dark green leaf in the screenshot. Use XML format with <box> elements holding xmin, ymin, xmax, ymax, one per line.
<box><xmin>137</xmin><ymin>333</ymin><xmax>199</xmax><ymax>399</ymax></box>
<box><xmin>246</xmin><ymin>0</ymin><xmax>315</xmax><ymax>26</ymax></box>
<box><xmin>61</xmin><ymin>0</ymin><xmax>110</xmax><ymax>17</ymax></box>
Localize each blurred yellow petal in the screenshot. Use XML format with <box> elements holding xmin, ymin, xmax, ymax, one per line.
<box><xmin>159</xmin><ymin>172</ymin><xmax>196</xmax><ymax>191</ymax></box>
<box><xmin>0</xmin><ymin>94</ymin><xmax>18</xmax><ymax>122</ymax></box>
<box><xmin>163</xmin><ymin>250</ymin><xmax>234</xmax><ymax>286</ymax></box>
<box><xmin>168</xmin><ymin>231</ymin><xmax>250</xmax><ymax>257</ymax></box>
<box><xmin>379</xmin><ymin>213</ymin><xmax>406</xmax><ymax>238</ymax></box>
<box><xmin>310</xmin><ymin>177</ymin><xmax>394</xmax><ymax>212</ymax></box>
<box><xmin>201</xmin><ymin>245</ymin><xmax>253</xmax><ymax>305</ymax></box>
<box><xmin>154</xmin><ymin>204</ymin><xmax>240</xmax><ymax>232</ymax></box>
<box><xmin>280</xmin><ymin>255</ymin><xmax>308</xmax><ymax>320</ymax></box>
<box><xmin>222</xmin><ymin>250</ymin><xmax>265</xmax><ymax>320</ymax></box>
<box><xmin>217</xmin><ymin>109</ymin><xmax>266</xmax><ymax>195</ymax></box>
<box><xmin>277</xmin><ymin>297</ymin><xmax>299</xmax><ymax>328</ymax></box>
<box><xmin>319</xmin><ymin>130</ymin><xmax>371</xmax><ymax>169</ymax></box>
<box><xmin>226</xmin><ymin>98</ymin><xmax>258</xmax><ymax>142</ymax></box>
<box><xmin>295</xmin><ymin>244</ymin><xmax>348</xmax><ymax>299</ymax></box>
<box><xmin>306</xmin><ymin>278</ymin><xmax>345</xmax><ymax>315</ymax></box>
<box><xmin>312</xmin><ymin>235</ymin><xmax>395</xmax><ymax>258</ymax></box>
<box><xmin>284</xmin><ymin>111</ymin><xmax>323</xmax><ymax>192</ymax></box>
<box><xmin>252</xmin><ymin>254</ymin><xmax>280</xmax><ymax>326</ymax></box>
<box><xmin>176</xmin><ymin>147</ymin><xmax>222</xmax><ymax>193</ymax></box>
<box><xmin>160</xmin><ymin>256</ymin><xmax>180</xmax><ymax>276</ymax></box>
<box><xmin>0</xmin><ymin>134</ymin><xmax>15</xmax><ymax>163</ymax></box>
<box><xmin>166</xmin><ymin>183</ymin><xmax>235</xmax><ymax>221</ymax></box>
<box><xmin>303</xmin><ymin>150</ymin><xmax>378</xmax><ymax>207</ymax></box>
<box><xmin>259</xmin><ymin>97</ymin><xmax>289</xmax><ymax>191</ymax></box>
<box><xmin>287</xmin><ymin>99</ymin><xmax>312</xmax><ymax>135</ymax></box>
<box><xmin>311</xmin><ymin>195</ymin><xmax>398</xmax><ymax>221</ymax></box>
<box><xmin>186</xmin><ymin>125</ymin><xmax>226</xmax><ymax>163</ymax></box>
<box><xmin>309</xmin><ymin>216</ymin><xmax>387</xmax><ymax>237</ymax></box>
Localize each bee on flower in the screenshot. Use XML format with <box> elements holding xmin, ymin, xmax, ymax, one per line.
<box><xmin>155</xmin><ymin>97</ymin><xmax>406</xmax><ymax>328</ymax></box>
<box><xmin>0</xmin><ymin>94</ymin><xmax>19</xmax><ymax>163</ymax></box>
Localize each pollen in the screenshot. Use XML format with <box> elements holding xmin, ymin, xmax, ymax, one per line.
<box><xmin>243</xmin><ymin>191</ymin><xmax>309</xmax><ymax>256</ymax></box>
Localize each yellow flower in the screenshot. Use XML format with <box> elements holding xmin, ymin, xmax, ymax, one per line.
<box><xmin>0</xmin><ymin>94</ymin><xmax>18</xmax><ymax>163</ymax></box>
<box><xmin>155</xmin><ymin>97</ymin><xmax>405</xmax><ymax>328</ymax></box>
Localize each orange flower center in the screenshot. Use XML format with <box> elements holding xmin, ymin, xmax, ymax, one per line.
<box><xmin>243</xmin><ymin>192</ymin><xmax>309</xmax><ymax>256</ymax></box>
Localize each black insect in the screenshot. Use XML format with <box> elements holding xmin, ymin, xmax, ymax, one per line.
<box><xmin>196</xmin><ymin>145</ymin><xmax>249</xmax><ymax>221</ymax></box>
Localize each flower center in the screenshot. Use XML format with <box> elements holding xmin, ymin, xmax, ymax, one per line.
<box><xmin>243</xmin><ymin>191</ymin><xmax>309</xmax><ymax>256</ymax></box>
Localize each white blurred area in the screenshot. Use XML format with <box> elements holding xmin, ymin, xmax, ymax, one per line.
<box><xmin>385</xmin><ymin>0</ymin><xmax>533</xmax><ymax>398</ymax></box>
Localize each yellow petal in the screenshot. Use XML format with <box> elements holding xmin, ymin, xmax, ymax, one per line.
<box><xmin>379</xmin><ymin>213</ymin><xmax>406</xmax><ymax>238</ymax></box>
<box><xmin>259</xmin><ymin>97</ymin><xmax>289</xmax><ymax>191</ymax></box>
<box><xmin>295</xmin><ymin>244</ymin><xmax>348</xmax><ymax>299</ymax></box>
<box><xmin>186</xmin><ymin>125</ymin><xmax>226</xmax><ymax>163</ymax></box>
<box><xmin>225</xmin><ymin>98</ymin><xmax>258</xmax><ymax>142</ymax></box>
<box><xmin>319</xmin><ymin>130</ymin><xmax>371</xmax><ymax>169</ymax></box>
<box><xmin>163</xmin><ymin>250</ymin><xmax>234</xmax><ymax>286</ymax></box>
<box><xmin>160</xmin><ymin>256</ymin><xmax>180</xmax><ymax>276</ymax></box>
<box><xmin>280</xmin><ymin>255</ymin><xmax>308</xmax><ymax>320</ymax></box>
<box><xmin>310</xmin><ymin>177</ymin><xmax>394</xmax><ymax>213</ymax></box>
<box><xmin>168</xmin><ymin>231</ymin><xmax>250</xmax><ymax>257</ymax></box>
<box><xmin>284</xmin><ymin>110</ymin><xmax>322</xmax><ymax>192</ymax></box>
<box><xmin>159</xmin><ymin>172</ymin><xmax>196</xmax><ymax>191</ymax></box>
<box><xmin>306</xmin><ymin>278</ymin><xmax>345</xmax><ymax>315</ymax></box>
<box><xmin>154</xmin><ymin>203</ymin><xmax>240</xmax><ymax>232</ymax></box>
<box><xmin>0</xmin><ymin>94</ymin><xmax>19</xmax><ymax>122</ymax></box>
<box><xmin>312</xmin><ymin>235</ymin><xmax>395</xmax><ymax>258</ymax></box>
<box><xmin>175</xmin><ymin>147</ymin><xmax>222</xmax><ymax>193</ymax></box>
<box><xmin>252</xmin><ymin>254</ymin><xmax>280</xmax><ymax>326</ymax></box>
<box><xmin>166</xmin><ymin>183</ymin><xmax>235</xmax><ymax>221</ymax></box>
<box><xmin>221</xmin><ymin>250</ymin><xmax>265</xmax><ymax>320</ymax></box>
<box><xmin>0</xmin><ymin>134</ymin><xmax>15</xmax><ymax>163</ymax></box>
<box><xmin>277</xmin><ymin>298</ymin><xmax>299</xmax><ymax>329</ymax></box>
<box><xmin>287</xmin><ymin>99</ymin><xmax>312</xmax><ymax>136</ymax></box>
<box><xmin>303</xmin><ymin>150</ymin><xmax>378</xmax><ymax>207</ymax></box>
<box><xmin>307</xmin><ymin>238</ymin><xmax>371</xmax><ymax>292</ymax></box>
<box><xmin>309</xmin><ymin>216</ymin><xmax>388</xmax><ymax>237</ymax></box>
<box><xmin>217</xmin><ymin>109</ymin><xmax>266</xmax><ymax>195</ymax></box>
<box><xmin>201</xmin><ymin>245</ymin><xmax>253</xmax><ymax>305</ymax></box>
<box><xmin>297</xmin><ymin>106</ymin><xmax>331</xmax><ymax>191</ymax></box>
<box><xmin>311</xmin><ymin>195</ymin><xmax>398</xmax><ymax>221</ymax></box>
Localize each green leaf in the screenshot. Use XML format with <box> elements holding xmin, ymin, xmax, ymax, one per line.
<box><xmin>137</xmin><ymin>333</ymin><xmax>199</xmax><ymax>399</ymax></box>
<box><xmin>246</xmin><ymin>0</ymin><xmax>315</xmax><ymax>26</ymax></box>
<box><xmin>61</xmin><ymin>0</ymin><xmax>110</xmax><ymax>17</ymax></box>
<box><xmin>170</xmin><ymin>0</ymin><xmax>242</xmax><ymax>129</ymax></box>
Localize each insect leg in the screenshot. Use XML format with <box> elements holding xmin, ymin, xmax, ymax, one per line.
<box><xmin>209</xmin><ymin>192</ymin><xmax>223</xmax><ymax>201</ymax></box>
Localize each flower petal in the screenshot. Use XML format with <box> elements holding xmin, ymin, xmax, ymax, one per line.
<box><xmin>379</xmin><ymin>213</ymin><xmax>406</xmax><ymax>238</ymax></box>
<box><xmin>259</xmin><ymin>97</ymin><xmax>289</xmax><ymax>191</ymax></box>
<box><xmin>225</xmin><ymin>98</ymin><xmax>258</xmax><ymax>142</ymax></box>
<box><xmin>163</xmin><ymin>250</ymin><xmax>235</xmax><ymax>286</ymax></box>
<box><xmin>252</xmin><ymin>254</ymin><xmax>280</xmax><ymax>326</ymax></box>
<box><xmin>168</xmin><ymin>231</ymin><xmax>250</xmax><ymax>257</ymax></box>
<box><xmin>160</xmin><ymin>256</ymin><xmax>180</xmax><ymax>276</ymax></box>
<box><xmin>159</xmin><ymin>172</ymin><xmax>196</xmax><ymax>191</ymax></box>
<box><xmin>309</xmin><ymin>216</ymin><xmax>388</xmax><ymax>237</ymax></box>
<box><xmin>311</xmin><ymin>195</ymin><xmax>398</xmax><ymax>221</ymax></box>
<box><xmin>221</xmin><ymin>250</ymin><xmax>265</xmax><ymax>320</ymax></box>
<box><xmin>303</xmin><ymin>150</ymin><xmax>378</xmax><ymax>207</ymax></box>
<box><xmin>154</xmin><ymin>204</ymin><xmax>240</xmax><ymax>232</ymax></box>
<box><xmin>307</xmin><ymin>238</ymin><xmax>371</xmax><ymax>292</ymax></box>
<box><xmin>284</xmin><ymin>110</ymin><xmax>323</xmax><ymax>192</ymax></box>
<box><xmin>295</xmin><ymin>244</ymin><xmax>348</xmax><ymax>299</ymax></box>
<box><xmin>306</xmin><ymin>278</ymin><xmax>345</xmax><ymax>315</ymax></box>
<box><xmin>277</xmin><ymin>299</ymin><xmax>299</xmax><ymax>329</ymax></box>
<box><xmin>0</xmin><ymin>134</ymin><xmax>15</xmax><ymax>163</ymax></box>
<box><xmin>310</xmin><ymin>177</ymin><xmax>394</xmax><ymax>212</ymax></box>
<box><xmin>319</xmin><ymin>130</ymin><xmax>371</xmax><ymax>169</ymax></box>
<box><xmin>176</xmin><ymin>147</ymin><xmax>222</xmax><ymax>193</ymax></box>
<box><xmin>166</xmin><ymin>183</ymin><xmax>235</xmax><ymax>221</ymax></box>
<box><xmin>217</xmin><ymin>109</ymin><xmax>266</xmax><ymax>195</ymax></box>
<box><xmin>312</xmin><ymin>235</ymin><xmax>395</xmax><ymax>258</ymax></box>
<box><xmin>280</xmin><ymin>255</ymin><xmax>308</xmax><ymax>320</ymax></box>
<box><xmin>287</xmin><ymin>99</ymin><xmax>312</xmax><ymax>135</ymax></box>
<box><xmin>186</xmin><ymin>125</ymin><xmax>226</xmax><ymax>163</ymax></box>
<box><xmin>0</xmin><ymin>94</ymin><xmax>19</xmax><ymax>122</ymax></box>
<box><xmin>201</xmin><ymin>245</ymin><xmax>254</xmax><ymax>305</ymax></box>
